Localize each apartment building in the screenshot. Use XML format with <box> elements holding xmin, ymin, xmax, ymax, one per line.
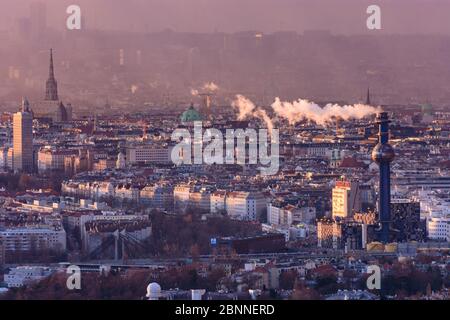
<box><xmin>210</xmin><ymin>190</ymin><xmax>227</xmax><ymax>214</ymax></box>
<box><xmin>427</xmin><ymin>216</ymin><xmax>450</xmax><ymax>241</ymax></box>
<box><xmin>140</xmin><ymin>184</ymin><xmax>174</xmax><ymax>211</ymax></box>
<box><xmin>0</xmin><ymin>226</ymin><xmax>66</xmax><ymax>252</ymax></box>
<box><xmin>38</xmin><ymin>148</ymin><xmax>77</xmax><ymax>172</ymax></box>
<box><xmin>226</xmin><ymin>191</ymin><xmax>266</xmax><ymax>221</ymax></box>
<box><xmin>126</xmin><ymin>144</ymin><xmax>173</xmax><ymax>164</ymax></box>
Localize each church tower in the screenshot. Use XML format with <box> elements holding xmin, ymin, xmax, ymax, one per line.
<box><xmin>45</xmin><ymin>49</ymin><xmax>58</xmax><ymax>101</ymax></box>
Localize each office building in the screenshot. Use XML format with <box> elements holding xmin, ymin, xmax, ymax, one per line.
<box><xmin>13</xmin><ymin>98</ymin><xmax>33</xmax><ymax>173</ymax></box>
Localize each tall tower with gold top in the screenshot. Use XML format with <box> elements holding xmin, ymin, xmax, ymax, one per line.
<box><xmin>371</xmin><ymin>112</ymin><xmax>395</xmax><ymax>243</ymax></box>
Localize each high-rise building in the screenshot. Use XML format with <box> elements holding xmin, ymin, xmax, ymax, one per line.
<box><xmin>332</xmin><ymin>180</ymin><xmax>361</xmax><ymax>219</ymax></box>
<box><xmin>366</xmin><ymin>87</ymin><xmax>371</xmax><ymax>105</ymax></box>
<box><xmin>13</xmin><ymin>98</ymin><xmax>33</xmax><ymax>173</ymax></box>
<box><xmin>371</xmin><ymin>112</ymin><xmax>395</xmax><ymax>243</ymax></box>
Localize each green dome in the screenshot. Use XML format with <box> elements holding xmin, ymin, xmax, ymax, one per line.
<box><xmin>180</xmin><ymin>104</ymin><xmax>203</xmax><ymax>122</ymax></box>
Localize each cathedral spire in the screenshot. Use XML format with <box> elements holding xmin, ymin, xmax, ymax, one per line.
<box><xmin>49</xmin><ymin>48</ymin><xmax>55</xmax><ymax>79</ymax></box>
<box><xmin>45</xmin><ymin>48</ymin><xmax>58</xmax><ymax>101</ymax></box>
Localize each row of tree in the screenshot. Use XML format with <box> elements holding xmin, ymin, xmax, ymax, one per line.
<box><xmin>1</xmin><ymin>266</ymin><xmax>226</xmax><ymax>300</ymax></box>
<box><xmin>148</xmin><ymin>210</ymin><xmax>261</xmax><ymax>258</ymax></box>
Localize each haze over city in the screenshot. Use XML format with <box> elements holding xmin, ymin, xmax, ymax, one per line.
<box><xmin>1</xmin><ymin>0</ymin><xmax>450</xmax><ymax>113</ymax></box>
<box><xmin>2</xmin><ymin>0</ymin><xmax>450</xmax><ymax>34</ymax></box>
<box><xmin>0</xmin><ymin>0</ymin><xmax>448</xmax><ymax>305</ymax></box>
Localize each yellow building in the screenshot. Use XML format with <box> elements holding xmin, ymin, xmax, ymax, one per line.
<box><xmin>332</xmin><ymin>180</ymin><xmax>361</xmax><ymax>219</ymax></box>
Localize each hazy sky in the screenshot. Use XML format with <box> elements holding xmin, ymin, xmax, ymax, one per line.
<box><xmin>1</xmin><ymin>0</ymin><xmax>450</xmax><ymax>34</ymax></box>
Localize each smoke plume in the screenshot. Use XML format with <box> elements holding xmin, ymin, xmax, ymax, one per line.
<box><xmin>254</xmin><ymin>108</ymin><xmax>274</xmax><ymax>134</ymax></box>
<box><xmin>232</xmin><ymin>95</ymin><xmax>274</xmax><ymax>133</ymax></box>
<box><xmin>271</xmin><ymin>97</ymin><xmax>380</xmax><ymax>125</ymax></box>
<box><xmin>191</xmin><ymin>82</ymin><xmax>219</xmax><ymax>96</ymax></box>
<box><xmin>202</xmin><ymin>82</ymin><xmax>219</xmax><ymax>92</ymax></box>
<box><xmin>232</xmin><ymin>94</ymin><xmax>256</xmax><ymax>120</ymax></box>
<box><xmin>232</xmin><ymin>94</ymin><xmax>380</xmax><ymax>133</ymax></box>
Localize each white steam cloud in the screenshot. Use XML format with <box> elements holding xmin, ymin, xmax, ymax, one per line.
<box><xmin>271</xmin><ymin>97</ymin><xmax>380</xmax><ymax>125</ymax></box>
<box><xmin>232</xmin><ymin>95</ymin><xmax>274</xmax><ymax>134</ymax></box>
<box><xmin>232</xmin><ymin>95</ymin><xmax>380</xmax><ymax>130</ymax></box>
<box><xmin>191</xmin><ymin>82</ymin><xmax>219</xmax><ymax>96</ymax></box>
<box><xmin>232</xmin><ymin>94</ymin><xmax>256</xmax><ymax>120</ymax></box>
<box><xmin>202</xmin><ymin>82</ymin><xmax>219</xmax><ymax>92</ymax></box>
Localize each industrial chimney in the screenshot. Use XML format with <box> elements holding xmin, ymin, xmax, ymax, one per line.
<box><xmin>371</xmin><ymin>112</ymin><xmax>395</xmax><ymax>243</ymax></box>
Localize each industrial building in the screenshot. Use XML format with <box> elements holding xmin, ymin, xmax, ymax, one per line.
<box><xmin>371</xmin><ymin>112</ymin><xmax>395</xmax><ymax>243</ymax></box>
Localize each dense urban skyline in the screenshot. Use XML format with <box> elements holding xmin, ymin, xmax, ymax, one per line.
<box><xmin>0</xmin><ymin>0</ymin><xmax>448</xmax><ymax>305</ymax></box>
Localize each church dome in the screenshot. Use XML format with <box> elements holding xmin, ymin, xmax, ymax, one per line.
<box><xmin>180</xmin><ymin>104</ymin><xmax>203</xmax><ymax>123</ymax></box>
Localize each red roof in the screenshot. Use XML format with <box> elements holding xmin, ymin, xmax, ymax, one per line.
<box><xmin>311</xmin><ymin>264</ymin><xmax>336</xmax><ymax>276</ymax></box>
<box><xmin>439</xmin><ymin>160</ymin><xmax>450</xmax><ymax>169</ymax></box>
<box><xmin>339</xmin><ymin>157</ymin><xmax>366</xmax><ymax>168</ymax></box>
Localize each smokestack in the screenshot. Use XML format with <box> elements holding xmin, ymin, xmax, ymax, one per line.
<box><xmin>200</xmin><ymin>94</ymin><xmax>212</xmax><ymax>120</ymax></box>
<box><xmin>366</xmin><ymin>87</ymin><xmax>371</xmax><ymax>106</ymax></box>
<box><xmin>371</xmin><ymin>112</ymin><xmax>395</xmax><ymax>243</ymax></box>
